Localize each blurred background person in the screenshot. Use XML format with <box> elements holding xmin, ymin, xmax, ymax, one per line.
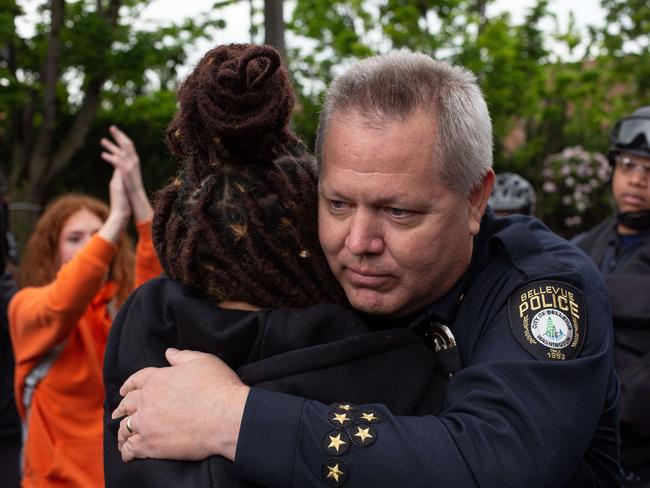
<box><xmin>0</xmin><ymin>169</ymin><xmax>20</xmax><ymax>488</ymax></box>
<box><xmin>488</xmin><ymin>172</ymin><xmax>537</xmax><ymax>216</ymax></box>
<box><xmin>573</xmin><ymin>105</ymin><xmax>650</xmax><ymax>487</ymax></box>
<box><xmin>9</xmin><ymin>126</ymin><xmax>161</xmax><ymax>488</ymax></box>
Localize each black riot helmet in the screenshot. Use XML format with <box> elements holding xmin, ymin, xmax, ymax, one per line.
<box><xmin>609</xmin><ymin>105</ymin><xmax>650</xmax><ymax>165</ymax></box>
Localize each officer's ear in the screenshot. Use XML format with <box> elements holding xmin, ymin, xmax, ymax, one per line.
<box><xmin>467</xmin><ymin>169</ymin><xmax>495</xmax><ymax>236</ymax></box>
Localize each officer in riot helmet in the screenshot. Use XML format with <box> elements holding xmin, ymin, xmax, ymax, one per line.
<box><xmin>608</xmin><ymin>105</ymin><xmax>650</xmax><ymax>233</ymax></box>
<box><xmin>489</xmin><ymin>172</ymin><xmax>536</xmax><ymax>216</ymax></box>
<box><xmin>573</xmin><ymin>105</ymin><xmax>650</xmax><ymax>486</ymax></box>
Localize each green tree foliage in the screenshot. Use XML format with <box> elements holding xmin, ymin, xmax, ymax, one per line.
<box><xmin>0</xmin><ymin>0</ymin><xmax>227</xmax><ymax>204</ymax></box>
<box><xmin>3</xmin><ymin>0</ymin><xmax>650</xmax><ymax>242</ymax></box>
<box><xmin>287</xmin><ymin>0</ymin><xmax>649</xmax><ymax>236</ymax></box>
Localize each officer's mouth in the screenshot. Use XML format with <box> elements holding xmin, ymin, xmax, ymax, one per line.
<box><xmin>344</xmin><ymin>267</ymin><xmax>393</xmax><ymax>288</ymax></box>
<box><xmin>620</xmin><ymin>193</ymin><xmax>648</xmax><ymax>208</ymax></box>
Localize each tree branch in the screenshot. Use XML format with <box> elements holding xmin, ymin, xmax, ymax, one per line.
<box><xmin>28</xmin><ymin>0</ymin><xmax>65</xmax><ymax>184</ymax></box>
<box><xmin>104</xmin><ymin>0</ymin><xmax>122</xmax><ymax>26</ymax></box>
<box><xmin>47</xmin><ymin>78</ymin><xmax>103</xmax><ymax>184</ymax></box>
<box><xmin>43</xmin><ymin>0</ymin><xmax>123</xmax><ymax>189</ymax></box>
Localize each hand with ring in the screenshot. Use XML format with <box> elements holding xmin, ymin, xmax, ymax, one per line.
<box><xmin>126</xmin><ymin>416</ymin><xmax>134</xmax><ymax>435</ymax></box>
<box><xmin>112</xmin><ymin>348</ymin><xmax>250</xmax><ymax>462</ymax></box>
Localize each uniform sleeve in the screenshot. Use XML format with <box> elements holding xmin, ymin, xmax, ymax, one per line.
<box><xmin>10</xmin><ymin>235</ymin><xmax>115</xmax><ymax>417</ymax></box>
<box><xmin>133</xmin><ymin>220</ymin><xmax>162</xmax><ymax>288</ymax></box>
<box><xmin>234</xmin><ymin>283</ymin><xmax>616</xmax><ymax>488</ymax></box>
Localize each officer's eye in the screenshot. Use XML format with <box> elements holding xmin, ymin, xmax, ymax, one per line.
<box><xmin>329</xmin><ymin>200</ymin><xmax>348</xmax><ymax>212</ymax></box>
<box><xmin>620</xmin><ymin>158</ymin><xmax>636</xmax><ymax>172</ymax></box>
<box><xmin>386</xmin><ymin>207</ymin><xmax>413</xmax><ymax>218</ymax></box>
<box><xmin>617</xmin><ymin>157</ymin><xmax>650</xmax><ymax>176</ymax></box>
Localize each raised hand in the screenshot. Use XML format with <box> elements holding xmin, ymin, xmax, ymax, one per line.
<box><xmin>97</xmin><ymin>170</ymin><xmax>131</xmax><ymax>245</ymax></box>
<box><xmin>101</xmin><ymin>125</ymin><xmax>153</xmax><ymax>223</ymax></box>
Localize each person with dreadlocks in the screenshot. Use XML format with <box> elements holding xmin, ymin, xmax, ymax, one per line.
<box><xmin>103</xmin><ymin>44</ymin><xmax>447</xmax><ymax>487</ymax></box>
<box><xmin>9</xmin><ymin>126</ymin><xmax>162</xmax><ymax>488</ymax></box>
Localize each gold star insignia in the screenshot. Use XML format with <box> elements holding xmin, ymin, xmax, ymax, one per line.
<box><xmin>332</xmin><ymin>412</ymin><xmax>350</xmax><ymax>425</ymax></box>
<box><xmin>354</xmin><ymin>427</ymin><xmax>373</xmax><ymax>443</ymax></box>
<box><xmin>337</xmin><ymin>404</ymin><xmax>353</xmax><ymax>411</ymax></box>
<box><xmin>328</xmin><ymin>433</ymin><xmax>347</xmax><ymax>453</ymax></box>
<box><xmin>360</xmin><ymin>412</ymin><xmax>378</xmax><ymax>422</ymax></box>
<box><xmin>326</xmin><ymin>463</ymin><xmax>344</xmax><ymax>482</ymax></box>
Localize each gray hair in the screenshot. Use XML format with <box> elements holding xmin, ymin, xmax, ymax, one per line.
<box><xmin>315</xmin><ymin>50</ymin><xmax>493</xmax><ymax>195</ymax></box>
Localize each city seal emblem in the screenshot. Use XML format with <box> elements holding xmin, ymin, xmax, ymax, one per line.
<box><xmin>507</xmin><ymin>280</ymin><xmax>587</xmax><ymax>361</ymax></box>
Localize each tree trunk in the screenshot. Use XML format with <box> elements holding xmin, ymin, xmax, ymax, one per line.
<box><xmin>264</xmin><ymin>0</ymin><xmax>285</xmax><ymax>60</ymax></box>
<box><xmin>10</xmin><ymin>0</ymin><xmax>122</xmax><ymax>204</ymax></box>
<box><xmin>25</xmin><ymin>0</ymin><xmax>65</xmax><ymax>201</ymax></box>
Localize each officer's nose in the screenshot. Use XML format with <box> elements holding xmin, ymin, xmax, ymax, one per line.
<box><xmin>345</xmin><ymin>210</ymin><xmax>384</xmax><ymax>256</ymax></box>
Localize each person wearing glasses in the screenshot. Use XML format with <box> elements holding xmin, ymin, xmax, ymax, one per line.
<box><xmin>573</xmin><ymin>105</ymin><xmax>650</xmax><ymax>487</ymax></box>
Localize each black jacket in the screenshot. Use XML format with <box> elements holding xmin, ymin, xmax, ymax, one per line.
<box><xmin>575</xmin><ymin>215</ymin><xmax>650</xmax><ymax>466</ymax></box>
<box><xmin>103</xmin><ymin>279</ymin><xmax>447</xmax><ymax>487</ymax></box>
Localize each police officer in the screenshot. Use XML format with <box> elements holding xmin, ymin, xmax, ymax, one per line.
<box><xmin>489</xmin><ymin>172</ymin><xmax>537</xmax><ymax>216</ymax></box>
<box><xmin>573</xmin><ymin>106</ymin><xmax>650</xmax><ymax>486</ymax></box>
<box><xmin>113</xmin><ymin>51</ymin><xmax>621</xmax><ymax>487</ymax></box>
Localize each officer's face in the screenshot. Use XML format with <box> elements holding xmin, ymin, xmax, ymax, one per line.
<box><xmin>612</xmin><ymin>152</ymin><xmax>650</xmax><ymax>215</ymax></box>
<box><xmin>318</xmin><ymin>111</ymin><xmax>493</xmax><ymax>318</ymax></box>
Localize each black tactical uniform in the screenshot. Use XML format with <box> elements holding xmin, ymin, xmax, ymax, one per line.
<box><xmin>575</xmin><ymin>216</ymin><xmax>650</xmax><ymax>478</ymax></box>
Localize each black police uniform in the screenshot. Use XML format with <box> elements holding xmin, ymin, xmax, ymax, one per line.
<box><xmin>574</xmin><ymin>215</ymin><xmax>650</xmax><ymax>477</ymax></box>
<box><xmin>234</xmin><ymin>210</ymin><xmax>621</xmax><ymax>487</ymax></box>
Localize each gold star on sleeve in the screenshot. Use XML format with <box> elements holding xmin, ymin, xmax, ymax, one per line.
<box><xmin>328</xmin><ymin>433</ymin><xmax>347</xmax><ymax>453</ymax></box>
<box><xmin>326</xmin><ymin>463</ymin><xmax>344</xmax><ymax>482</ymax></box>
<box><xmin>354</xmin><ymin>427</ymin><xmax>373</xmax><ymax>443</ymax></box>
<box><xmin>332</xmin><ymin>412</ymin><xmax>350</xmax><ymax>425</ymax></box>
<box><xmin>337</xmin><ymin>404</ymin><xmax>353</xmax><ymax>411</ymax></box>
<box><xmin>360</xmin><ymin>412</ymin><xmax>378</xmax><ymax>422</ymax></box>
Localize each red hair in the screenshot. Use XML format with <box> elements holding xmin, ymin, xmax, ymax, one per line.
<box><xmin>19</xmin><ymin>194</ymin><xmax>135</xmax><ymax>306</ymax></box>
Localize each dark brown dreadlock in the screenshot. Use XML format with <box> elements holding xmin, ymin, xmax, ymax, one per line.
<box><xmin>153</xmin><ymin>44</ymin><xmax>346</xmax><ymax>308</ymax></box>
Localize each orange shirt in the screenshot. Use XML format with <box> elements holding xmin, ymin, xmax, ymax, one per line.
<box><xmin>10</xmin><ymin>221</ymin><xmax>162</xmax><ymax>488</ymax></box>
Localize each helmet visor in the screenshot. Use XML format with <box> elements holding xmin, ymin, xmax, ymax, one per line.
<box><xmin>611</xmin><ymin>116</ymin><xmax>650</xmax><ymax>146</ymax></box>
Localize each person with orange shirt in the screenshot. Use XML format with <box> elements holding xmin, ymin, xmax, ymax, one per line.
<box><xmin>9</xmin><ymin>126</ymin><xmax>162</xmax><ymax>488</ymax></box>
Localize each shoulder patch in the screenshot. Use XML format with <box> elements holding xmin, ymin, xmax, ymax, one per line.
<box><xmin>507</xmin><ymin>280</ymin><xmax>587</xmax><ymax>361</ymax></box>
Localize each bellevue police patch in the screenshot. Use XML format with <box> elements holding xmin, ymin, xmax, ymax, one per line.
<box><xmin>507</xmin><ymin>280</ymin><xmax>587</xmax><ymax>361</ymax></box>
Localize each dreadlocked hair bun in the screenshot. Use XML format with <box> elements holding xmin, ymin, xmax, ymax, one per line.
<box><xmin>154</xmin><ymin>44</ymin><xmax>347</xmax><ymax>308</ymax></box>
<box><xmin>166</xmin><ymin>43</ymin><xmax>297</xmax><ymax>177</ymax></box>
